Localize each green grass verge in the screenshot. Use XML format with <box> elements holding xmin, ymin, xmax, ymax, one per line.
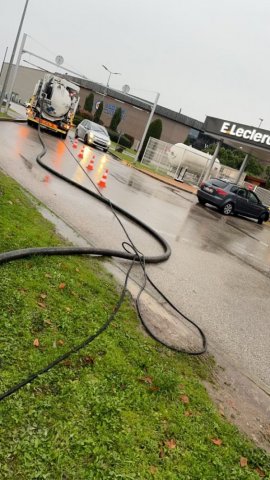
<box><xmin>113</xmin><ymin>154</ymin><xmax>172</xmax><ymax>178</ymax></box>
<box><xmin>0</xmin><ymin>112</ymin><xmax>12</xmax><ymax>119</ymax></box>
<box><xmin>0</xmin><ymin>171</ymin><xmax>269</xmax><ymax>479</ymax></box>
<box><xmin>109</xmin><ymin>142</ymin><xmax>136</xmax><ymax>162</ymax></box>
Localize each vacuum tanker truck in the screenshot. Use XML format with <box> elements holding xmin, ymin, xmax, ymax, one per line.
<box><xmin>168</xmin><ymin>143</ymin><xmax>221</xmax><ymax>181</ymax></box>
<box><xmin>27</xmin><ymin>74</ymin><xmax>80</xmax><ymax>138</ymax></box>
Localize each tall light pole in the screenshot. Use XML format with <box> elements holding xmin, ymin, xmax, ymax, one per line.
<box><xmin>0</xmin><ymin>47</ymin><xmax>8</xmax><ymax>80</ymax></box>
<box><xmin>236</xmin><ymin>118</ymin><xmax>263</xmax><ymax>184</ymax></box>
<box><xmin>134</xmin><ymin>91</ymin><xmax>160</xmax><ymax>162</ymax></box>
<box><xmin>0</xmin><ymin>0</ymin><xmax>30</xmax><ymax>111</ymax></box>
<box><xmin>102</xmin><ymin>65</ymin><xmax>121</xmax><ymax>95</ymax></box>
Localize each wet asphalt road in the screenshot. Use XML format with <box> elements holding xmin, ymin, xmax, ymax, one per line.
<box><xmin>0</xmin><ymin>121</ymin><xmax>270</xmax><ymax>391</ymax></box>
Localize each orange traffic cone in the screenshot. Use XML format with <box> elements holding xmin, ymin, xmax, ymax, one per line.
<box><xmin>72</xmin><ymin>140</ymin><xmax>78</xmax><ymax>149</ymax></box>
<box><xmin>86</xmin><ymin>159</ymin><xmax>95</xmax><ymax>171</ymax></box>
<box><xmin>78</xmin><ymin>148</ymin><xmax>84</xmax><ymax>159</ymax></box>
<box><xmin>98</xmin><ymin>171</ymin><xmax>108</xmax><ymax>188</ymax></box>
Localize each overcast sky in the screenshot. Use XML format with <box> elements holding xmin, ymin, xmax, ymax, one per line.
<box><xmin>1</xmin><ymin>0</ymin><xmax>269</xmax><ymax>128</ymax></box>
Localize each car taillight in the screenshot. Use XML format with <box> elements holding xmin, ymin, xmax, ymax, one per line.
<box><xmin>216</xmin><ymin>188</ymin><xmax>228</xmax><ymax>196</ymax></box>
<box><xmin>200</xmin><ymin>182</ymin><xmax>205</xmax><ymax>188</ymax></box>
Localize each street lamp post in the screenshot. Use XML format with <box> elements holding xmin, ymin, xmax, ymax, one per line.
<box><xmin>102</xmin><ymin>65</ymin><xmax>121</xmax><ymax>95</ymax></box>
<box><xmin>0</xmin><ymin>0</ymin><xmax>30</xmax><ymax>111</ymax></box>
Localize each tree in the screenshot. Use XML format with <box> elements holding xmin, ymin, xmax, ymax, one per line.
<box><xmin>110</xmin><ymin>107</ymin><xmax>122</xmax><ymax>131</ymax></box>
<box><xmin>84</xmin><ymin>93</ymin><xmax>94</xmax><ymax>113</ymax></box>
<box><xmin>203</xmin><ymin>144</ymin><xmax>264</xmax><ymax>176</ymax></box>
<box><xmin>264</xmin><ymin>165</ymin><xmax>270</xmax><ymax>189</ymax></box>
<box><xmin>93</xmin><ymin>101</ymin><xmax>103</xmax><ymax>124</ymax></box>
<box><xmin>138</xmin><ymin>119</ymin><xmax>163</xmax><ymax>161</ymax></box>
<box><xmin>246</xmin><ymin>156</ymin><xmax>264</xmax><ymax>177</ymax></box>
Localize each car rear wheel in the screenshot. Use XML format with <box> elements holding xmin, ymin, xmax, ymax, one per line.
<box><xmin>198</xmin><ymin>198</ymin><xmax>206</xmax><ymax>205</ymax></box>
<box><xmin>258</xmin><ymin>213</ymin><xmax>268</xmax><ymax>224</ymax></box>
<box><xmin>222</xmin><ymin>202</ymin><xmax>233</xmax><ymax>215</ymax></box>
<box><xmin>84</xmin><ymin>134</ymin><xmax>89</xmax><ymax>145</ymax></box>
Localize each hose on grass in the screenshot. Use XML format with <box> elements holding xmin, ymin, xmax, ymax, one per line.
<box><xmin>0</xmin><ymin>116</ymin><xmax>207</xmax><ymax>400</ymax></box>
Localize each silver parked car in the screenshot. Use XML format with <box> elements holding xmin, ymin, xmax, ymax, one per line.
<box><xmin>75</xmin><ymin>120</ymin><xmax>111</xmax><ymax>152</ymax></box>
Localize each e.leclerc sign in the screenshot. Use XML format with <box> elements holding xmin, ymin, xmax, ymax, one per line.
<box><xmin>204</xmin><ymin>116</ymin><xmax>270</xmax><ymax>151</ymax></box>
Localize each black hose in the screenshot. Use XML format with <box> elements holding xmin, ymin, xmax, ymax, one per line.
<box><xmin>0</xmin><ymin>117</ymin><xmax>207</xmax><ymax>400</ymax></box>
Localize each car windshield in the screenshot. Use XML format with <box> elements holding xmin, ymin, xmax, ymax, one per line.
<box><xmin>209</xmin><ymin>180</ymin><xmax>229</xmax><ymax>188</ymax></box>
<box><xmin>91</xmin><ymin>123</ymin><xmax>107</xmax><ymax>135</ymax></box>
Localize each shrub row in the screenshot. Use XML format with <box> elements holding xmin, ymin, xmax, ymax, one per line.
<box><xmin>106</xmin><ymin>129</ymin><xmax>132</xmax><ymax>149</ymax></box>
<box><xmin>73</xmin><ymin>112</ymin><xmax>104</xmax><ymax>127</ymax></box>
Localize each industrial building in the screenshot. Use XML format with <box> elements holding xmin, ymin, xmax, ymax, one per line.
<box><xmin>0</xmin><ymin>63</ymin><xmax>204</xmax><ymax>147</ymax></box>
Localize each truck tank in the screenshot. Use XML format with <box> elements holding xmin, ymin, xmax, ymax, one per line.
<box><xmin>41</xmin><ymin>76</ymin><xmax>72</xmax><ymax>121</ymax></box>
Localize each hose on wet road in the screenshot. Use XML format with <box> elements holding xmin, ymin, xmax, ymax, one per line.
<box><xmin>0</xmin><ymin>117</ymin><xmax>207</xmax><ymax>400</ymax></box>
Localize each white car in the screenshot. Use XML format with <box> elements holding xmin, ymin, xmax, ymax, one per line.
<box><xmin>75</xmin><ymin>120</ymin><xmax>111</xmax><ymax>152</ymax></box>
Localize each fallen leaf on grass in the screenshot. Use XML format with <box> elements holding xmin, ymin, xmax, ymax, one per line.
<box><xmin>65</xmin><ymin>307</ymin><xmax>71</xmax><ymax>312</ymax></box>
<box><xmin>211</xmin><ymin>438</ymin><xmax>223</xmax><ymax>446</ymax></box>
<box><xmin>165</xmin><ymin>439</ymin><xmax>177</xmax><ymax>449</ymax></box>
<box><xmin>255</xmin><ymin>467</ymin><xmax>266</xmax><ymax>478</ymax></box>
<box><xmin>82</xmin><ymin>356</ymin><xmax>95</xmax><ymax>365</ymax></box>
<box><xmin>33</xmin><ymin>338</ymin><xmax>40</xmax><ymax>347</ymax></box>
<box><xmin>44</xmin><ymin>319</ymin><xmax>52</xmax><ymax>326</ymax></box>
<box><xmin>149</xmin><ymin>465</ymin><xmax>158</xmax><ymax>474</ymax></box>
<box><xmin>37</xmin><ymin>302</ymin><xmax>46</xmax><ymax>309</ymax></box>
<box><xmin>40</xmin><ymin>293</ymin><xmax>47</xmax><ymax>300</ymax></box>
<box><xmin>184</xmin><ymin>410</ymin><xmax>193</xmax><ymax>417</ymax></box>
<box><xmin>57</xmin><ymin>340</ymin><xmax>64</xmax><ymax>346</ymax></box>
<box><xmin>18</xmin><ymin>288</ymin><xmax>27</xmax><ymax>294</ymax></box>
<box><xmin>62</xmin><ymin>360</ymin><xmax>72</xmax><ymax>367</ymax></box>
<box><xmin>159</xmin><ymin>448</ymin><xmax>165</xmax><ymax>458</ymax></box>
<box><xmin>240</xmin><ymin>457</ymin><xmax>248</xmax><ymax>467</ymax></box>
<box><xmin>180</xmin><ymin>395</ymin><xmax>189</xmax><ymax>404</ymax></box>
<box><xmin>58</xmin><ymin>282</ymin><xmax>66</xmax><ymax>289</ymax></box>
<box><xmin>139</xmin><ymin>376</ymin><xmax>153</xmax><ymax>385</ymax></box>
<box><xmin>75</xmin><ymin>268</ymin><xmax>80</xmax><ymax>273</ymax></box>
<box><xmin>149</xmin><ymin>385</ymin><xmax>160</xmax><ymax>392</ymax></box>
<box><xmin>44</xmin><ymin>273</ymin><xmax>51</xmax><ymax>279</ymax></box>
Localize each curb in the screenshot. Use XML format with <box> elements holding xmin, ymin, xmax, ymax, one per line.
<box><xmin>0</xmin><ymin>117</ymin><xmax>27</xmax><ymax>123</ymax></box>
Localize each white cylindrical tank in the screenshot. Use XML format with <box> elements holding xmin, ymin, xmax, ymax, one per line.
<box><xmin>47</xmin><ymin>85</ymin><xmax>71</xmax><ymax>118</ymax></box>
<box><xmin>43</xmin><ymin>84</ymin><xmax>71</xmax><ymax>120</ymax></box>
<box><xmin>168</xmin><ymin>143</ymin><xmax>221</xmax><ymax>177</ymax></box>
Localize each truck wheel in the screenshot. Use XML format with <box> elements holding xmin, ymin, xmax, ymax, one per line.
<box><xmin>222</xmin><ymin>202</ymin><xmax>233</xmax><ymax>216</ymax></box>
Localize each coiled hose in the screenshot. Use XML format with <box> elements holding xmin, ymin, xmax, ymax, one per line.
<box><xmin>0</xmin><ymin>116</ymin><xmax>207</xmax><ymax>400</ymax></box>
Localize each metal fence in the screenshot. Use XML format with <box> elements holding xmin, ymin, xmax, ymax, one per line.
<box><xmin>253</xmin><ymin>186</ymin><xmax>270</xmax><ymax>207</ymax></box>
<box><xmin>140</xmin><ymin>137</ymin><xmax>172</xmax><ymax>176</ymax></box>
<box><xmin>141</xmin><ymin>138</ymin><xmax>246</xmax><ymax>186</ymax></box>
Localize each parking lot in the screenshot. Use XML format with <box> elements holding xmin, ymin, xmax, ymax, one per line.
<box><xmin>0</xmin><ymin>120</ymin><xmax>270</xmax><ymax>396</ymax></box>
